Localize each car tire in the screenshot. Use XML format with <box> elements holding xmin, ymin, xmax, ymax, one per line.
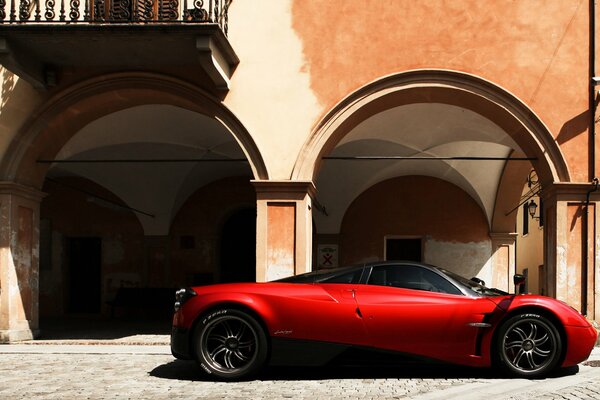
<box><xmin>496</xmin><ymin>313</ymin><xmax>562</xmax><ymax>378</ymax></box>
<box><xmin>194</xmin><ymin>308</ymin><xmax>268</xmax><ymax>381</ymax></box>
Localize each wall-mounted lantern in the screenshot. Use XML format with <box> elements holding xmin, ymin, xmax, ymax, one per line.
<box><xmin>527</xmin><ymin>200</ymin><xmax>539</xmax><ymax>220</ymax></box>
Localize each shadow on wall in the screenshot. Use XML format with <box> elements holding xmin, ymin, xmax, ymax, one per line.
<box><xmin>1</xmin><ymin>68</ymin><xmax>15</xmax><ymax>110</ymax></box>
<box><xmin>556</xmin><ymin>105</ymin><xmax>594</xmax><ymax>146</ymax></box>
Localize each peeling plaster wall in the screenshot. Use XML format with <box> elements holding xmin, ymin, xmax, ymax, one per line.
<box><xmin>339</xmin><ymin>176</ymin><xmax>491</xmax><ymax>278</ymax></box>
<box><xmin>266</xmin><ymin>203</ymin><xmax>296</xmax><ymax>281</ymax></box>
<box><xmin>425</xmin><ymin>239</ymin><xmax>492</xmax><ymax>284</ymax></box>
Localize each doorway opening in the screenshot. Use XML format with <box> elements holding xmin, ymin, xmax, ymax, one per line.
<box><xmin>67</xmin><ymin>237</ymin><xmax>102</xmax><ymax>314</ymax></box>
<box><xmin>219</xmin><ymin>208</ymin><xmax>257</xmax><ymax>283</ymax></box>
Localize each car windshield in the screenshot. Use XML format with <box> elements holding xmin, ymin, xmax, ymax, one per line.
<box><xmin>275</xmin><ymin>265</ymin><xmax>364</xmax><ymax>284</ymax></box>
<box><xmin>437</xmin><ymin>268</ymin><xmax>508</xmax><ymax>297</ymax></box>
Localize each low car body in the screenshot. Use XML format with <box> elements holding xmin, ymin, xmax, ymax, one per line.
<box><xmin>171</xmin><ymin>262</ymin><xmax>597</xmax><ymax>380</ymax></box>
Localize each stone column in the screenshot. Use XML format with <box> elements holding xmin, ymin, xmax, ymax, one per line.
<box><xmin>542</xmin><ymin>183</ymin><xmax>599</xmax><ymax>318</ymax></box>
<box><xmin>490</xmin><ymin>232</ymin><xmax>517</xmax><ymax>293</ymax></box>
<box><xmin>0</xmin><ymin>182</ymin><xmax>45</xmax><ymax>342</ymax></box>
<box><xmin>252</xmin><ymin>181</ymin><xmax>315</xmax><ymax>282</ymax></box>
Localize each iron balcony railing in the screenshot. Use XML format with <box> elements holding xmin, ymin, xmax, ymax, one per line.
<box><xmin>0</xmin><ymin>0</ymin><xmax>231</xmax><ymax>34</ymax></box>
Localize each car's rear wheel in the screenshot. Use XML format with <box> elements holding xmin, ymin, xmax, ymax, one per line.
<box><xmin>496</xmin><ymin>313</ymin><xmax>562</xmax><ymax>378</ymax></box>
<box><xmin>194</xmin><ymin>308</ymin><xmax>268</xmax><ymax>381</ymax></box>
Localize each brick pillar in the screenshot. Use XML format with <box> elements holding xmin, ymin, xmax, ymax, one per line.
<box><xmin>0</xmin><ymin>182</ymin><xmax>45</xmax><ymax>342</ymax></box>
<box><xmin>252</xmin><ymin>181</ymin><xmax>315</xmax><ymax>282</ymax></box>
<box><xmin>490</xmin><ymin>232</ymin><xmax>517</xmax><ymax>293</ymax></box>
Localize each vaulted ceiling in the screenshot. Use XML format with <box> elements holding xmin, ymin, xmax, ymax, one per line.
<box><xmin>47</xmin><ymin>105</ymin><xmax>251</xmax><ymax>235</ymax></box>
<box><xmin>315</xmin><ymin>103</ymin><xmax>525</xmax><ymax>233</ymax></box>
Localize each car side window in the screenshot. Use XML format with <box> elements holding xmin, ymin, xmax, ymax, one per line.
<box><xmin>321</xmin><ymin>269</ymin><xmax>363</xmax><ymax>284</ymax></box>
<box><xmin>368</xmin><ymin>265</ymin><xmax>462</xmax><ymax>295</ymax></box>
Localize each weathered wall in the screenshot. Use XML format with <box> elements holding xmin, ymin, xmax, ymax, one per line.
<box><xmin>225</xmin><ymin>0</ymin><xmax>589</xmax><ymax>181</ymax></box>
<box><xmin>225</xmin><ymin>0</ymin><xmax>321</xmax><ymax>180</ymax></box>
<box><xmin>339</xmin><ymin>176</ymin><xmax>492</xmax><ymax>280</ymax></box>
<box><xmin>0</xmin><ymin>183</ymin><xmax>43</xmax><ymax>341</ymax></box>
<box><xmin>39</xmin><ymin>177</ymin><xmax>144</xmax><ymax>316</ymax></box>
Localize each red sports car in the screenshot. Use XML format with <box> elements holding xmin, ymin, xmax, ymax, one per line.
<box><xmin>170</xmin><ymin>262</ymin><xmax>597</xmax><ymax>380</ymax></box>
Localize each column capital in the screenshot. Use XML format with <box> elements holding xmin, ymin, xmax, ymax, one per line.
<box><xmin>490</xmin><ymin>232</ymin><xmax>518</xmax><ymax>244</ymax></box>
<box><xmin>540</xmin><ymin>182</ymin><xmax>600</xmax><ymax>203</ymax></box>
<box><xmin>0</xmin><ymin>181</ymin><xmax>46</xmax><ymax>203</ymax></box>
<box><xmin>251</xmin><ymin>180</ymin><xmax>316</xmax><ymax>200</ymax></box>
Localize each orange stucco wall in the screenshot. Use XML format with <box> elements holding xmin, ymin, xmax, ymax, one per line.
<box><xmin>291</xmin><ymin>0</ymin><xmax>590</xmax><ymax>181</ymax></box>
<box><xmin>340</xmin><ymin>175</ymin><xmax>490</xmax><ymax>270</ymax></box>
<box><xmin>566</xmin><ymin>204</ymin><xmax>584</xmax><ymax>309</ymax></box>
<box><xmin>266</xmin><ymin>203</ymin><xmax>296</xmax><ymax>280</ymax></box>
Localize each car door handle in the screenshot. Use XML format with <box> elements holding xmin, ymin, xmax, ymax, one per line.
<box><xmin>355</xmin><ymin>307</ymin><xmax>363</xmax><ymax>319</ymax></box>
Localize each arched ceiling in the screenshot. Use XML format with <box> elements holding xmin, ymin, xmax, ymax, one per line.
<box><xmin>47</xmin><ymin>105</ymin><xmax>252</xmax><ymax>235</ymax></box>
<box><xmin>315</xmin><ymin>103</ymin><xmax>525</xmax><ymax>234</ymax></box>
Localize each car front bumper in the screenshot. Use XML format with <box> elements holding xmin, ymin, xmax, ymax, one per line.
<box><xmin>561</xmin><ymin>324</ymin><xmax>598</xmax><ymax>367</ymax></box>
<box><xmin>170</xmin><ymin>327</ymin><xmax>192</xmax><ymax>360</ymax></box>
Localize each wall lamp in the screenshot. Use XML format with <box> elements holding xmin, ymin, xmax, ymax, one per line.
<box><xmin>527</xmin><ymin>199</ymin><xmax>544</xmax><ymax>222</ymax></box>
<box><xmin>527</xmin><ymin>200</ymin><xmax>538</xmax><ymax>219</ymax></box>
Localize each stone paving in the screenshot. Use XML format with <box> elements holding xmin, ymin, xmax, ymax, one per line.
<box><xmin>0</xmin><ymin>344</ymin><xmax>598</xmax><ymax>400</ymax></box>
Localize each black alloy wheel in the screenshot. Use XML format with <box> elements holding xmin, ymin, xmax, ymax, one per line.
<box><xmin>194</xmin><ymin>308</ymin><xmax>268</xmax><ymax>380</ymax></box>
<box><xmin>497</xmin><ymin>313</ymin><xmax>562</xmax><ymax>378</ymax></box>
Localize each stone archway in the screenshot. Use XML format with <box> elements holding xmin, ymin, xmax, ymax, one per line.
<box><xmin>293</xmin><ymin>69</ymin><xmax>570</xmax><ymax>295</ymax></box>
<box><xmin>0</xmin><ymin>72</ymin><xmax>268</xmax><ymax>341</ymax></box>
<box><xmin>293</xmin><ymin>69</ymin><xmax>569</xmax><ymax>185</ymax></box>
<box><xmin>1</xmin><ymin>72</ymin><xmax>268</xmax><ymax>187</ymax></box>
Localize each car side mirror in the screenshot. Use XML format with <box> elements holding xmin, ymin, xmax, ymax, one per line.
<box><xmin>470</xmin><ymin>277</ymin><xmax>485</xmax><ymax>286</ymax></box>
<box><xmin>514</xmin><ymin>274</ymin><xmax>526</xmax><ymax>294</ymax></box>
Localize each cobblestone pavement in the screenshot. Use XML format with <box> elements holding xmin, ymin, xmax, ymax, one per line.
<box><xmin>0</xmin><ymin>345</ymin><xmax>598</xmax><ymax>400</ymax></box>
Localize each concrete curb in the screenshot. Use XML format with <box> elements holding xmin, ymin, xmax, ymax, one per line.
<box><xmin>0</xmin><ymin>344</ymin><xmax>171</xmax><ymax>354</ymax></box>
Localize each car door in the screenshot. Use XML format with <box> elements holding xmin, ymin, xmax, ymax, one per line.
<box><xmin>354</xmin><ymin>264</ymin><xmax>497</xmax><ymax>365</ymax></box>
<box><xmin>267</xmin><ymin>267</ymin><xmax>369</xmax><ymax>347</ymax></box>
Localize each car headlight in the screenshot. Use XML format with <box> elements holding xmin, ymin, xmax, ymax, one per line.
<box><xmin>174</xmin><ymin>288</ymin><xmax>197</xmax><ymax>311</ymax></box>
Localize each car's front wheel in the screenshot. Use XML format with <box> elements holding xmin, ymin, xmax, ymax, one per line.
<box><xmin>496</xmin><ymin>313</ymin><xmax>562</xmax><ymax>378</ymax></box>
<box><xmin>194</xmin><ymin>308</ymin><xmax>268</xmax><ymax>381</ymax></box>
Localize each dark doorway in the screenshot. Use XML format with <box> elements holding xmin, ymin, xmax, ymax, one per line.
<box><xmin>385</xmin><ymin>238</ymin><xmax>422</xmax><ymax>262</ymax></box>
<box><xmin>219</xmin><ymin>208</ymin><xmax>257</xmax><ymax>283</ymax></box>
<box><xmin>67</xmin><ymin>237</ymin><xmax>102</xmax><ymax>313</ymax></box>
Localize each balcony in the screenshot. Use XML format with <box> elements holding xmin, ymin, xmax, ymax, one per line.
<box><xmin>0</xmin><ymin>0</ymin><xmax>238</xmax><ymax>90</ymax></box>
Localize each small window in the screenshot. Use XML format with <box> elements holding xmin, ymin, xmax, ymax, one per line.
<box><xmin>368</xmin><ymin>265</ymin><xmax>461</xmax><ymax>295</ymax></box>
